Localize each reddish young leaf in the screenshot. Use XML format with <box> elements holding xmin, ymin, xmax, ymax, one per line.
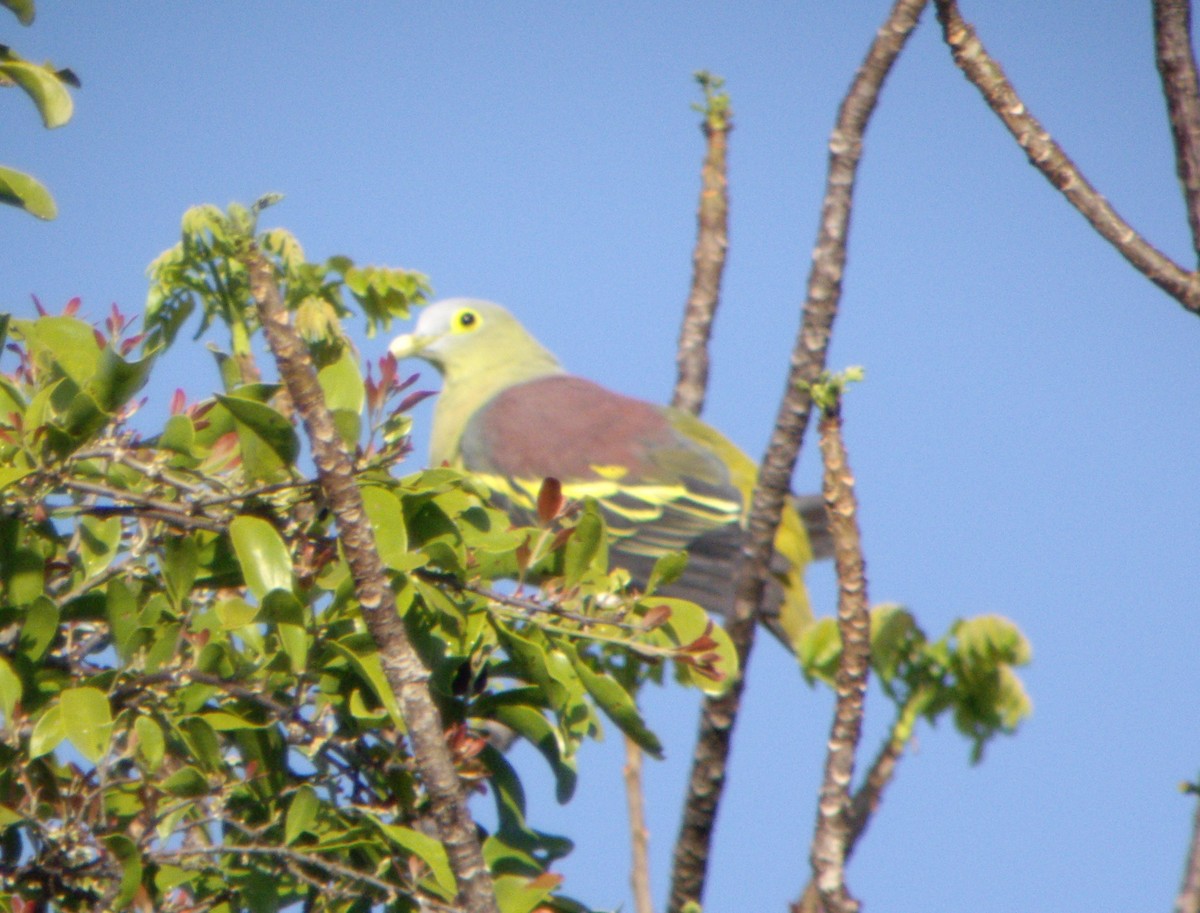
<box><xmin>642</xmin><ymin>603</ymin><xmax>673</xmax><ymax>630</ymax></box>
<box><xmin>537</xmin><ymin>477</ymin><xmax>564</xmax><ymax>525</ymax></box>
<box><xmin>515</xmin><ymin>535</ymin><xmax>532</xmax><ymax>573</ymax></box>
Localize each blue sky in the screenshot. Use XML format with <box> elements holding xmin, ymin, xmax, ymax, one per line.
<box><xmin>6</xmin><ymin>3</ymin><xmax>1200</xmax><ymax>911</ymax></box>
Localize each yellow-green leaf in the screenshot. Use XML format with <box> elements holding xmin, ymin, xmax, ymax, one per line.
<box><xmin>285</xmin><ymin>785</ymin><xmax>319</xmax><ymax>845</ymax></box>
<box><xmin>60</xmin><ymin>686</ymin><xmax>113</xmax><ymax>763</ymax></box>
<box><xmin>360</xmin><ymin>485</ymin><xmax>408</xmax><ymax>570</ymax></box>
<box><xmin>230</xmin><ymin>515</ymin><xmax>293</xmax><ymax>599</ymax></box>
<box><xmin>29</xmin><ymin>704</ymin><xmax>64</xmax><ymax>758</ymax></box>
<box><xmin>0</xmin><ymin>57</ymin><xmax>73</xmax><ymax>127</ymax></box>
<box><xmin>0</xmin><ymin>163</ymin><xmax>56</xmax><ymax>219</ymax></box>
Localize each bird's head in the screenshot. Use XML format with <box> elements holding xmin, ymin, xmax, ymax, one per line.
<box><xmin>389</xmin><ymin>298</ymin><xmax>563</xmax><ymax>385</ymax></box>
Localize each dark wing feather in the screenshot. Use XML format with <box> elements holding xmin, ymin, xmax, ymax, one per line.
<box><xmin>460</xmin><ymin>374</ymin><xmax>744</xmax><ymax>575</ymax></box>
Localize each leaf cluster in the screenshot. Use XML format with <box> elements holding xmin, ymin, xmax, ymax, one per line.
<box><xmin>1</xmin><ymin>0</ymin><xmax>78</xmax><ymax>219</ymax></box>
<box><xmin>0</xmin><ymin>203</ymin><xmax>740</xmax><ymax>913</ymax></box>
<box><xmin>799</xmin><ymin>603</ymin><xmax>1032</xmax><ymax>762</ymax></box>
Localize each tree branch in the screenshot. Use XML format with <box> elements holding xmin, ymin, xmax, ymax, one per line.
<box><xmin>935</xmin><ymin>0</ymin><xmax>1200</xmax><ymax>314</ymax></box>
<box><xmin>244</xmin><ymin>247</ymin><xmax>499</xmax><ymax>913</ymax></box>
<box><xmin>672</xmin><ymin>73</ymin><xmax>732</xmax><ymax>415</ymax></box>
<box><xmin>624</xmin><ymin>735</ymin><xmax>655</xmax><ymax>913</ymax></box>
<box><xmin>808</xmin><ymin>405</ymin><xmax>870</xmax><ymax>913</ymax></box>
<box><xmin>666</xmin><ymin>2</ymin><xmax>928</xmax><ymax>909</ymax></box>
<box><xmin>1153</xmin><ymin>0</ymin><xmax>1200</xmax><ymax>264</ymax></box>
<box><xmin>1178</xmin><ymin>786</ymin><xmax>1200</xmax><ymax>913</ymax></box>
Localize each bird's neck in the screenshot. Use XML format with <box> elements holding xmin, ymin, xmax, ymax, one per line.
<box><xmin>429</xmin><ymin>345</ymin><xmax>564</xmax><ymax>467</ymax></box>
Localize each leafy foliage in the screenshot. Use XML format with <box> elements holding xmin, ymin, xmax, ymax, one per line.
<box><xmin>798</xmin><ymin>603</ymin><xmax>1032</xmax><ymax>762</ymax></box>
<box><xmin>0</xmin><ymin>204</ymin><xmax>743</xmax><ymax>912</ymax></box>
<box><xmin>1</xmin><ymin>0</ymin><xmax>78</xmax><ymax>219</ymax></box>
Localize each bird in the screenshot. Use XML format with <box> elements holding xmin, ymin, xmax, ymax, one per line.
<box><xmin>388</xmin><ymin>298</ymin><xmax>831</xmax><ymax>647</ymax></box>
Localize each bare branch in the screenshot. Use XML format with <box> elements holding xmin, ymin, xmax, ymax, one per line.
<box><xmin>935</xmin><ymin>0</ymin><xmax>1200</xmax><ymax>314</ymax></box>
<box><xmin>244</xmin><ymin>248</ymin><xmax>500</xmax><ymax>913</ymax></box>
<box><xmin>624</xmin><ymin>736</ymin><xmax>655</xmax><ymax>913</ymax></box>
<box><xmin>1178</xmin><ymin>787</ymin><xmax>1200</xmax><ymax>913</ymax></box>
<box><xmin>666</xmin><ymin>2</ymin><xmax>928</xmax><ymax>909</ymax></box>
<box><xmin>672</xmin><ymin>72</ymin><xmax>732</xmax><ymax>415</ymax></box>
<box><xmin>1153</xmin><ymin>0</ymin><xmax>1200</xmax><ymax>263</ymax></box>
<box><xmin>842</xmin><ymin>687</ymin><xmax>926</xmax><ymax>851</ymax></box>
<box><xmin>808</xmin><ymin>405</ymin><xmax>870</xmax><ymax>913</ymax></box>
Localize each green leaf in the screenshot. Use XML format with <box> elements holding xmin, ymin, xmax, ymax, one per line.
<box><xmin>5</xmin><ymin>547</ymin><xmax>45</xmax><ymax>604</ymax></box>
<box><xmin>102</xmin><ymin>834</ymin><xmax>143</xmax><ymax>908</ymax></box>
<box><xmin>377</xmin><ymin>824</ymin><xmax>456</xmax><ymax>900</ymax></box>
<box><xmin>87</xmin><ymin>345</ymin><xmax>156</xmax><ymax>414</ymax></box>
<box><xmin>214</xmin><ymin>595</ymin><xmax>259</xmax><ymax>629</ymax></box>
<box><xmin>262</xmin><ymin>588</ymin><xmax>307</xmax><ymax>673</ymax></box>
<box><xmin>105</xmin><ymin>578</ymin><xmax>140</xmax><ymax>661</ymax></box>
<box><xmin>478</xmin><ymin>746</ymin><xmax>573</xmax><ymax>861</ymax></box>
<box><xmin>360</xmin><ymin>484</ymin><xmax>408</xmax><ymax>570</ymax></box>
<box><xmin>216</xmin><ymin>393</ymin><xmax>299</xmax><ymax>482</ymax></box>
<box><xmin>230</xmin><ymin>515</ymin><xmax>293</xmax><ymax>599</ymax></box>
<box><xmin>29</xmin><ymin>704</ymin><xmax>64</xmax><ymax>758</ymax></box>
<box><xmin>0</xmin><ymin>164</ymin><xmax>55</xmax><ymax>218</ymax></box>
<box><xmin>0</xmin><ymin>57</ymin><xmax>73</xmax><ymax>127</ymax></box>
<box><xmin>566</xmin><ymin>645</ymin><xmax>663</xmax><ymax>758</ymax></box>
<box><xmin>317</xmin><ymin>347</ymin><xmax>365</xmax><ymax>413</ymax></box>
<box><xmin>158</xmin><ymin>413</ymin><xmax>196</xmax><ymax>455</ymax></box>
<box><xmin>0</xmin><ymin>655</ymin><xmax>21</xmax><ymax>726</ymax></box>
<box><xmin>14</xmin><ymin>315</ymin><xmax>100</xmax><ymax>386</ymax></box>
<box><xmin>19</xmin><ymin>595</ymin><xmax>58</xmax><ymax>660</ymax></box>
<box><xmin>327</xmin><ymin>637</ymin><xmax>405</xmax><ymax>731</ymax></box>
<box><xmin>870</xmin><ymin>603</ymin><xmax>918</xmax><ymax>682</ymax></box>
<box><xmin>134</xmin><ymin>716</ymin><xmax>165</xmax><ymax>772</ymax></box>
<box><xmin>79</xmin><ymin>515</ymin><xmax>122</xmax><ymax>578</ymax></box>
<box><xmin>646</xmin><ymin>550</ymin><xmax>688</xmax><ymax>593</ymax></box>
<box><xmin>797</xmin><ymin>616</ymin><xmax>840</xmax><ymax>685</ymax></box>
<box><xmin>60</xmin><ymin>686</ymin><xmax>113</xmax><ymax>763</ymax></box>
<box><xmin>162</xmin><ymin>765</ymin><xmax>209</xmax><ymax>798</ymax></box>
<box><xmin>163</xmin><ymin>534</ymin><xmax>199</xmax><ymax>607</ymax></box>
<box><xmin>562</xmin><ymin>499</ymin><xmax>607</xmax><ymax>587</ymax></box>
<box><xmin>483</xmin><ymin>698</ymin><xmax>577</xmax><ymax>803</ymax></box>
<box><xmin>497</xmin><ymin>626</ymin><xmax>578</xmax><ymax>716</ymax></box>
<box><xmin>285</xmin><ymin>785</ymin><xmax>319</xmax><ymax>845</ymax></box>
<box><xmin>201</xmin><ymin>711</ymin><xmax>269</xmax><ymax>732</ymax></box>
<box><xmin>494</xmin><ymin>873</ymin><xmax>563</xmax><ymax>913</ymax></box>
<box><xmin>2</xmin><ymin>1</ymin><xmax>36</xmax><ymax>26</ymax></box>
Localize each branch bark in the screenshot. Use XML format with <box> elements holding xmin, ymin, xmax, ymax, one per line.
<box><xmin>1153</xmin><ymin>0</ymin><xmax>1200</xmax><ymax>264</ymax></box>
<box><xmin>808</xmin><ymin>406</ymin><xmax>870</xmax><ymax>913</ymax></box>
<box><xmin>673</xmin><ymin>75</ymin><xmax>732</xmax><ymax>415</ymax></box>
<box><xmin>1178</xmin><ymin>787</ymin><xmax>1200</xmax><ymax>913</ymax></box>
<box><xmin>666</xmin><ymin>2</ymin><xmax>928</xmax><ymax>909</ymax></box>
<box><xmin>244</xmin><ymin>248</ymin><xmax>499</xmax><ymax>913</ymax></box>
<box><xmin>624</xmin><ymin>736</ymin><xmax>655</xmax><ymax>913</ymax></box>
<box><xmin>935</xmin><ymin>0</ymin><xmax>1200</xmax><ymax>314</ymax></box>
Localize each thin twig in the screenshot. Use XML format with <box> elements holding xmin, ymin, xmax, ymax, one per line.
<box><xmin>672</xmin><ymin>73</ymin><xmax>732</xmax><ymax>415</ymax></box>
<box><xmin>808</xmin><ymin>405</ymin><xmax>870</xmax><ymax>913</ymax></box>
<box><xmin>624</xmin><ymin>735</ymin><xmax>655</xmax><ymax>913</ymax></box>
<box><xmin>842</xmin><ymin>686</ymin><xmax>927</xmax><ymax>852</ymax></box>
<box><xmin>244</xmin><ymin>247</ymin><xmax>499</xmax><ymax>913</ymax></box>
<box><xmin>666</xmin><ymin>2</ymin><xmax>928</xmax><ymax>909</ymax></box>
<box><xmin>1153</xmin><ymin>0</ymin><xmax>1200</xmax><ymax>264</ymax></box>
<box><xmin>1178</xmin><ymin>787</ymin><xmax>1200</xmax><ymax>913</ymax></box>
<box><xmin>935</xmin><ymin>0</ymin><xmax>1200</xmax><ymax>314</ymax></box>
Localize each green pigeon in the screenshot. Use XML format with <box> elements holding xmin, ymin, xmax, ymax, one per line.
<box><xmin>389</xmin><ymin>298</ymin><xmax>830</xmax><ymax>645</ymax></box>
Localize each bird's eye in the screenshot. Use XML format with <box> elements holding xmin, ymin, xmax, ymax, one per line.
<box><xmin>454</xmin><ymin>309</ymin><xmax>479</xmax><ymax>332</ymax></box>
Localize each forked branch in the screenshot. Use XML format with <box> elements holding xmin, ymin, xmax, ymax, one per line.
<box><xmin>666</xmin><ymin>2</ymin><xmax>929</xmax><ymax>909</ymax></box>
<box><xmin>935</xmin><ymin>0</ymin><xmax>1200</xmax><ymax>314</ymax></box>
